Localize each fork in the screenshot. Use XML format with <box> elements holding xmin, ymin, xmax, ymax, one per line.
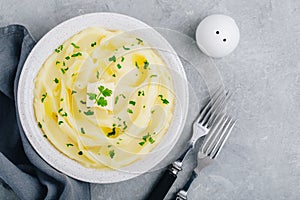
<box><xmin>147</xmin><ymin>87</ymin><xmax>228</xmax><ymax>200</ymax></box>
<box><xmin>175</xmin><ymin>114</ymin><xmax>236</xmax><ymax>200</ymax></box>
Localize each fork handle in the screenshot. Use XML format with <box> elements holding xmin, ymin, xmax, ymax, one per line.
<box><xmin>147</xmin><ymin>164</ymin><xmax>180</xmax><ymax>200</ymax></box>
<box><xmin>175</xmin><ymin>171</ymin><xmax>198</xmax><ymax>200</ymax></box>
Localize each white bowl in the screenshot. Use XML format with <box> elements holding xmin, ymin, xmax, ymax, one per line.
<box><xmin>17</xmin><ymin>12</ymin><xmax>189</xmax><ymax>183</ymax></box>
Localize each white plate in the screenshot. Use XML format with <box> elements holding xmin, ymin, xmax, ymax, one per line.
<box><xmin>17</xmin><ymin>12</ymin><xmax>189</xmax><ymax>183</ymax></box>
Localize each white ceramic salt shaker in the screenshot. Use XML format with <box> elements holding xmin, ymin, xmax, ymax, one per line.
<box><xmin>196</xmin><ymin>14</ymin><xmax>240</xmax><ymax>58</ymax></box>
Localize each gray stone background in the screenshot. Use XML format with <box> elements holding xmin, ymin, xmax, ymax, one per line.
<box><xmin>1</xmin><ymin>0</ymin><xmax>300</xmax><ymax>199</ymax></box>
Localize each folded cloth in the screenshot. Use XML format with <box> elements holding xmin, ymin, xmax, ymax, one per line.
<box><xmin>0</xmin><ymin>25</ymin><xmax>90</xmax><ymax>200</ymax></box>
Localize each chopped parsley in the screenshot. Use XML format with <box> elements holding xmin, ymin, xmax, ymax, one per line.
<box><xmin>142</xmin><ymin>133</ymin><xmax>150</xmax><ymax>141</ymax></box>
<box><xmin>41</xmin><ymin>93</ymin><xmax>47</xmax><ymax>103</ymax></box>
<box><xmin>80</xmin><ymin>127</ymin><xmax>85</xmax><ymax>134</ymax></box>
<box><xmin>112</xmin><ymin>74</ymin><xmax>116</xmax><ymax>77</ymax></box>
<box><xmin>143</xmin><ymin>105</ymin><xmax>146</xmax><ymax>108</ymax></box>
<box><xmin>135</xmin><ymin>61</ymin><xmax>139</xmax><ymax>69</ymax></box>
<box><xmin>127</xmin><ymin>108</ymin><xmax>133</xmax><ymax>114</ymax></box>
<box><xmin>139</xmin><ymin>132</ymin><xmax>155</xmax><ymax>146</ymax></box>
<box><xmin>151</xmin><ymin>110</ymin><xmax>155</xmax><ymax>114</ymax></box>
<box><xmin>150</xmin><ymin>74</ymin><xmax>157</xmax><ymax>78</ymax></box>
<box><xmin>117</xmin><ymin>63</ymin><xmax>122</xmax><ymax>69</ymax></box>
<box><xmin>149</xmin><ymin>137</ymin><xmax>155</xmax><ymax>144</ymax></box>
<box><xmin>129</xmin><ymin>101</ymin><xmax>136</xmax><ymax>106</ymax></box>
<box><xmin>66</xmin><ymin>143</ymin><xmax>74</xmax><ymax>147</ymax></box>
<box><xmin>38</xmin><ymin>122</ymin><xmax>42</xmax><ymax>129</ymax></box>
<box><xmin>91</xmin><ymin>42</ymin><xmax>97</xmax><ymax>47</ymax></box>
<box><xmin>62</xmin><ymin>112</ymin><xmax>68</xmax><ymax>117</ymax></box>
<box><xmin>78</xmin><ymin>151</ymin><xmax>83</xmax><ymax>155</ymax></box>
<box><xmin>120</xmin><ymin>94</ymin><xmax>126</xmax><ymax>99</ymax></box>
<box><xmin>71</xmin><ymin>52</ymin><xmax>82</xmax><ymax>57</ymax></box>
<box><xmin>55</xmin><ymin>61</ymin><xmax>60</xmax><ymax>65</ymax></box>
<box><xmin>143</xmin><ymin>60</ymin><xmax>149</xmax><ymax>69</ymax></box>
<box><xmin>139</xmin><ymin>141</ymin><xmax>145</xmax><ymax>146</ymax></box>
<box><xmin>65</xmin><ymin>56</ymin><xmax>70</xmax><ymax>60</ymax></box>
<box><xmin>60</xmin><ymin>98</ymin><xmax>64</xmax><ymax>101</ymax></box>
<box><xmin>109</xmin><ymin>150</ymin><xmax>115</xmax><ymax>159</ymax></box>
<box><xmin>87</xmin><ymin>93</ymin><xmax>97</xmax><ymax>100</ymax></box>
<box><xmin>58</xmin><ymin>121</ymin><xmax>64</xmax><ymax>125</ymax></box>
<box><xmin>107</xmin><ymin>127</ymin><xmax>116</xmax><ymax>137</ymax></box>
<box><xmin>123</xmin><ymin>121</ymin><xmax>127</xmax><ymax>130</ymax></box>
<box><xmin>121</xmin><ymin>56</ymin><xmax>125</xmax><ymax>62</ymax></box>
<box><xmin>43</xmin><ymin>135</ymin><xmax>47</xmax><ymax>138</ymax></box>
<box><xmin>114</xmin><ymin>96</ymin><xmax>119</xmax><ymax>104</ymax></box>
<box><xmin>96</xmin><ymin>71</ymin><xmax>100</xmax><ymax>79</ymax></box>
<box><xmin>136</xmin><ymin>38</ymin><xmax>143</xmax><ymax>44</ymax></box>
<box><xmin>138</xmin><ymin>90</ymin><xmax>145</xmax><ymax>96</ymax></box>
<box><xmin>123</xmin><ymin>45</ymin><xmax>130</xmax><ymax>50</ymax></box>
<box><xmin>80</xmin><ymin>100</ymin><xmax>86</xmax><ymax>104</ymax></box>
<box><xmin>55</xmin><ymin>45</ymin><xmax>63</xmax><ymax>53</ymax></box>
<box><xmin>62</xmin><ymin>61</ymin><xmax>66</xmax><ymax>66</ymax></box>
<box><xmin>54</xmin><ymin>78</ymin><xmax>59</xmax><ymax>83</ymax></box>
<box><xmin>71</xmin><ymin>42</ymin><xmax>80</xmax><ymax>49</ymax></box>
<box><xmin>60</xmin><ymin>67</ymin><xmax>69</xmax><ymax>74</ymax></box>
<box><xmin>108</xmin><ymin>55</ymin><xmax>116</xmax><ymax>62</ymax></box>
<box><xmin>84</xmin><ymin>110</ymin><xmax>94</xmax><ymax>116</ymax></box>
<box><xmin>158</xmin><ymin>94</ymin><xmax>169</xmax><ymax>104</ymax></box>
<box><xmin>71</xmin><ymin>90</ymin><xmax>77</xmax><ymax>95</ymax></box>
<box><xmin>58</xmin><ymin>108</ymin><xmax>63</xmax><ymax>113</ymax></box>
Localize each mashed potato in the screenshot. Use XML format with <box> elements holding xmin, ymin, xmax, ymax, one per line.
<box><xmin>34</xmin><ymin>27</ymin><xmax>174</xmax><ymax>169</ymax></box>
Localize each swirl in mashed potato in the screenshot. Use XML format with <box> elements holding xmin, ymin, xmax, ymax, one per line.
<box><xmin>34</xmin><ymin>27</ymin><xmax>174</xmax><ymax>169</ymax></box>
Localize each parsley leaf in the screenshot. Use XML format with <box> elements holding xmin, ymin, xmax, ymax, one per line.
<box><xmin>127</xmin><ymin>108</ymin><xmax>133</xmax><ymax>114</ymax></box>
<box><xmin>91</xmin><ymin>42</ymin><xmax>96</xmax><ymax>47</ymax></box>
<box><xmin>71</xmin><ymin>42</ymin><xmax>80</xmax><ymax>49</ymax></box>
<box><xmin>97</xmin><ymin>97</ymin><xmax>107</xmax><ymax>107</ymax></box>
<box><xmin>71</xmin><ymin>90</ymin><xmax>77</xmax><ymax>95</ymax></box>
<box><xmin>80</xmin><ymin>100</ymin><xmax>86</xmax><ymax>104</ymax></box>
<box><xmin>65</xmin><ymin>56</ymin><xmax>70</xmax><ymax>60</ymax></box>
<box><xmin>87</xmin><ymin>93</ymin><xmax>97</xmax><ymax>100</ymax></box>
<box><xmin>136</xmin><ymin>38</ymin><xmax>143</xmax><ymax>44</ymax></box>
<box><xmin>66</xmin><ymin>143</ymin><xmax>74</xmax><ymax>147</ymax></box>
<box><xmin>71</xmin><ymin>52</ymin><xmax>82</xmax><ymax>57</ymax></box>
<box><xmin>41</xmin><ymin>93</ymin><xmax>47</xmax><ymax>103</ymax></box>
<box><xmin>107</xmin><ymin>127</ymin><xmax>116</xmax><ymax>137</ymax></box>
<box><xmin>84</xmin><ymin>110</ymin><xmax>94</xmax><ymax>115</ymax></box>
<box><xmin>54</xmin><ymin>78</ymin><xmax>59</xmax><ymax>83</ymax></box>
<box><xmin>158</xmin><ymin>94</ymin><xmax>169</xmax><ymax>104</ymax></box>
<box><xmin>117</xmin><ymin>63</ymin><xmax>122</xmax><ymax>69</ymax></box>
<box><xmin>78</xmin><ymin>151</ymin><xmax>83</xmax><ymax>155</ymax></box>
<box><xmin>58</xmin><ymin>121</ymin><xmax>64</xmax><ymax>125</ymax></box>
<box><xmin>149</xmin><ymin>137</ymin><xmax>155</xmax><ymax>144</ymax></box>
<box><xmin>138</xmin><ymin>90</ymin><xmax>145</xmax><ymax>96</ymax></box>
<box><xmin>123</xmin><ymin>45</ymin><xmax>130</xmax><ymax>50</ymax></box>
<box><xmin>139</xmin><ymin>141</ymin><xmax>145</xmax><ymax>146</ymax></box>
<box><xmin>38</xmin><ymin>122</ymin><xmax>42</xmax><ymax>129</ymax></box>
<box><xmin>80</xmin><ymin>127</ymin><xmax>85</xmax><ymax>134</ymax></box>
<box><xmin>143</xmin><ymin>60</ymin><xmax>149</xmax><ymax>69</ymax></box>
<box><xmin>129</xmin><ymin>101</ymin><xmax>136</xmax><ymax>106</ymax></box>
<box><xmin>121</xmin><ymin>56</ymin><xmax>125</xmax><ymax>62</ymax></box>
<box><xmin>115</xmin><ymin>96</ymin><xmax>119</xmax><ymax>104</ymax></box>
<box><xmin>108</xmin><ymin>55</ymin><xmax>116</xmax><ymax>62</ymax></box>
<box><xmin>109</xmin><ymin>150</ymin><xmax>115</xmax><ymax>159</ymax></box>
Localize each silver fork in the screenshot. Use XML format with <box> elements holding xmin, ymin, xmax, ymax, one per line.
<box><xmin>147</xmin><ymin>87</ymin><xmax>228</xmax><ymax>200</ymax></box>
<box><xmin>175</xmin><ymin>114</ymin><xmax>236</xmax><ymax>200</ymax></box>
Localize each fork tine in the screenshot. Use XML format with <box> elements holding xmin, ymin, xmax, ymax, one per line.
<box><xmin>197</xmin><ymin>87</ymin><xmax>223</xmax><ymax>125</ymax></box>
<box><xmin>206</xmin><ymin>91</ymin><xmax>230</xmax><ymax>127</ymax></box>
<box><xmin>202</xmin><ymin>115</ymin><xmax>229</xmax><ymax>154</ymax></box>
<box><xmin>210</xmin><ymin>119</ymin><xmax>236</xmax><ymax>159</ymax></box>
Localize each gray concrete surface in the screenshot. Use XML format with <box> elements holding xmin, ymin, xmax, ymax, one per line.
<box><xmin>1</xmin><ymin>0</ymin><xmax>300</xmax><ymax>199</ymax></box>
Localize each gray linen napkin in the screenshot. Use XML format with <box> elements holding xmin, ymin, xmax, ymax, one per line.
<box><xmin>0</xmin><ymin>25</ymin><xmax>90</xmax><ymax>200</ymax></box>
